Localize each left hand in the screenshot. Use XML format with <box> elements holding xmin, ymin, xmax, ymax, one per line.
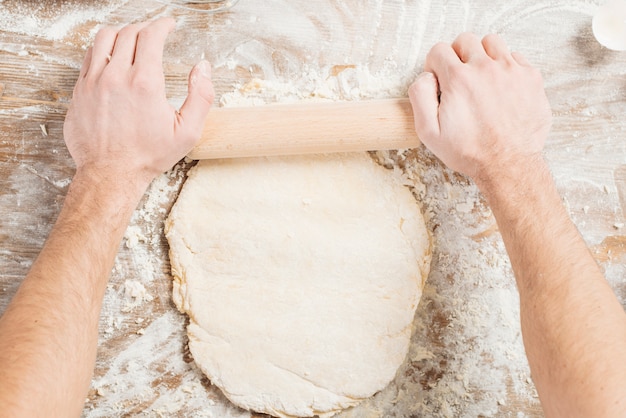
<box><xmin>63</xmin><ymin>18</ymin><xmax>215</xmax><ymax>186</ymax></box>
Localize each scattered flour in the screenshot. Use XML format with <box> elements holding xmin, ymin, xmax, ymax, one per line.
<box><xmin>87</xmin><ymin>311</ymin><xmax>250</xmax><ymax>418</ymax></box>
<box><xmin>207</xmin><ymin>46</ymin><xmax>535</xmax><ymax>415</ymax></box>
<box><xmin>6</xmin><ymin>1</ymin><xmax>620</xmax><ymax>417</ymax></box>
<box><xmin>0</xmin><ymin>0</ymin><xmax>626</xmax><ymax>418</ymax></box>
<box><xmin>0</xmin><ymin>1</ymin><xmax>129</xmax><ymax>42</ymax></box>
<box><xmin>89</xmin><ymin>68</ymin><xmax>539</xmax><ymax>417</ymax></box>
<box><xmin>122</xmin><ymin>280</ymin><xmax>154</xmax><ymax>311</ymax></box>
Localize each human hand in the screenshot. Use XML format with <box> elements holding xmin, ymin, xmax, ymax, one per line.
<box><xmin>408</xmin><ymin>33</ymin><xmax>552</xmax><ymax>183</ymax></box>
<box><xmin>63</xmin><ymin>18</ymin><xmax>214</xmax><ymax>188</ymax></box>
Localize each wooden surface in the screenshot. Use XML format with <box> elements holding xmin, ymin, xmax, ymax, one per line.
<box><xmin>0</xmin><ymin>1</ymin><xmax>625</xmax><ymax>417</ymax></box>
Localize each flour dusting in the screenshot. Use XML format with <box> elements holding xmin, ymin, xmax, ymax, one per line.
<box><xmin>2</xmin><ymin>1</ymin><xmax>619</xmax><ymax>417</ymax></box>
<box><xmin>0</xmin><ymin>1</ymin><xmax>128</xmax><ymax>42</ymax></box>
<box><xmin>88</xmin><ymin>63</ymin><xmax>539</xmax><ymax>418</ymax></box>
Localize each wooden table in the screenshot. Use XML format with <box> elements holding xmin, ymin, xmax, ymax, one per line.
<box><xmin>1</xmin><ymin>1</ymin><xmax>624</xmax><ymax>417</ymax></box>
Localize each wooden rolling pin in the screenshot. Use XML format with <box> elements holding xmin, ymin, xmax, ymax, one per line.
<box><xmin>188</xmin><ymin>97</ymin><xmax>420</xmax><ymax>159</ymax></box>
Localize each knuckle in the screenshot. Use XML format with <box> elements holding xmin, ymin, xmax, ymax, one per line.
<box><xmin>454</xmin><ymin>32</ymin><xmax>479</xmax><ymax>45</ymax></box>
<box><xmin>98</xmin><ymin>70</ymin><xmax>122</xmax><ymax>88</ymax></box>
<box><xmin>131</xmin><ymin>72</ymin><xmax>158</xmax><ymax>94</ymax></box>
<box><xmin>446</xmin><ymin>62</ymin><xmax>467</xmax><ymax>80</ymax></box>
<box><xmin>426</xmin><ymin>42</ymin><xmax>450</xmax><ymax>64</ymax></box>
<box><xmin>95</xmin><ymin>26</ymin><xmax>117</xmax><ymax>41</ymax></box>
<box><xmin>138</xmin><ymin>24</ymin><xmax>155</xmax><ymax>36</ymax></box>
<box><xmin>429</xmin><ymin>42</ymin><xmax>450</xmax><ymax>55</ymax></box>
<box><xmin>116</xmin><ymin>24</ymin><xmax>138</xmax><ymax>39</ymax></box>
<box><xmin>203</xmin><ymin>86</ymin><xmax>216</xmax><ymax>107</ymax></box>
<box><xmin>482</xmin><ymin>33</ymin><xmax>500</xmax><ymax>44</ymax></box>
<box><xmin>137</xmin><ymin>24</ymin><xmax>161</xmax><ymax>43</ymax></box>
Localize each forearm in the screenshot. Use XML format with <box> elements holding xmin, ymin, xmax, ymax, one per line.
<box><xmin>477</xmin><ymin>156</ymin><xmax>626</xmax><ymax>418</ymax></box>
<box><xmin>0</xmin><ymin>169</ymin><xmax>148</xmax><ymax>417</ymax></box>
<box><xmin>0</xmin><ymin>17</ymin><xmax>211</xmax><ymax>418</ymax></box>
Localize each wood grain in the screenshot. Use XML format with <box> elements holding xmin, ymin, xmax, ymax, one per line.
<box><xmin>190</xmin><ymin>98</ymin><xmax>419</xmax><ymax>159</ymax></box>
<box><xmin>0</xmin><ymin>1</ymin><xmax>624</xmax><ymax>417</ymax></box>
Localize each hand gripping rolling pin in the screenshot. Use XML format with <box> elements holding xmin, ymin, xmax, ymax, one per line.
<box><xmin>188</xmin><ymin>98</ymin><xmax>420</xmax><ymax>160</ymax></box>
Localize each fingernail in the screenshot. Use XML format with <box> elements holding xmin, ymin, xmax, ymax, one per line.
<box><xmin>198</xmin><ymin>60</ymin><xmax>211</xmax><ymax>78</ymax></box>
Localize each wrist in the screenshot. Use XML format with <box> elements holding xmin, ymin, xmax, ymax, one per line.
<box><xmin>70</xmin><ymin>166</ymin><xmax>151</xmax><ymax>212</ymax></box>
<box><xmin>473</xmin><ymin>153</ymin><xmax>549</xmax><ymax>200</ymax></box>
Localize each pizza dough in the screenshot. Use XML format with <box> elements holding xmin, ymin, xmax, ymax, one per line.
<box><xmin>165</xmin><ymin>153</ymin><xmax>431</xmax><ymax>417</ymax></box>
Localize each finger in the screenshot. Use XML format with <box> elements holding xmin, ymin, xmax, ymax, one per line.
<box><xmin>109</xmin><ymin>21</ymin><xmax>151</xmax><ymax>66</ymax></box>
<box><xmin>408</xmin><ymin>72</ymin><xmax>441</xmax><ymax>143</ymax></box>
<box><xmin>88</xmin><ymin>26</ymin><xmax>119</xmax><ymax>77</ymax></box>
<box><xmin>451</xmin><ymin>32</ymin><xmax>487</xmax><ymax>63</ymax></box>
<box><xmin>177</xmin><ymin>61</ymin><xmax>215</xmax><ymax>145</ymax></box>
<box><xmin>133</xmin><ymin>18</ymin><xmax>176</xmax><ymax>71</ymax></box>
<box><xmin>512</xmin><ymin>51</ymin><xmax>532</xmax><ymax>67</ymax></box>
<box><xmin>482</xmin><ymin>33</ymin><xmax>514</xmax><ymax>62</ymax></box>
<box><xmin>424</xmin><ymin>42</ymin><xmax>462</xmax><ymax>78</ymax></box>
<box><xmin>79</xmin><ymin>47</ymin><xmax>93</xmax><ymax>79</ymax></box>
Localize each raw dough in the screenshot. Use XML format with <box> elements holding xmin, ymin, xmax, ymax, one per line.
<box><xmin>165</xmin><ymin>153</ymin><xmax>431</xmax><ymax>418</ymax></box>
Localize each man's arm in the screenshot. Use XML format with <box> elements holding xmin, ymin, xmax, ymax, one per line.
<box><xmin>0</xmin><ymin>18</ymin><xmax>214</xmax><ymax>417</ymax></box>
<box><xmin>409</xmin><ymin>33</ymin><xmax>626</xmax><ymax>418</ymax></box>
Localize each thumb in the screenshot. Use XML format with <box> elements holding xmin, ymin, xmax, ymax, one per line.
<box><xmin>178</xmin><ymin>60</ymin><xmax>215</xmax><ymax>139</ymax></box>
<box><xmin>408</xmin><ymin>72</ymin><xmax>441</xmax><ymax>144</ymax></box>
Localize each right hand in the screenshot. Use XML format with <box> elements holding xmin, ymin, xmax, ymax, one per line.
<box><xmin>408</xmin><ymin>33</ymin><xmax>552</xmax><ymax>183</ymax></box>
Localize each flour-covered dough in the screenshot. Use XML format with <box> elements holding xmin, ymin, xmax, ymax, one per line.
<box><xmin>165</xmin><ymin>153</ymin><xmax>431</xmax><ymax>418</ymax></box>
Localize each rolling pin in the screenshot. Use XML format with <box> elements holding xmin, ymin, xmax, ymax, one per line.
<box><xmin>188</xmin><ymin>97</ymin><xmax>420</xmax><ymax>159</ymax></box>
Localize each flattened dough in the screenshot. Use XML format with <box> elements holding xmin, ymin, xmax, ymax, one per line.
<box><xmin>165</xmin><ymin>153</ymin><xmax>431</xmax><ymax>417</ymax></box>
